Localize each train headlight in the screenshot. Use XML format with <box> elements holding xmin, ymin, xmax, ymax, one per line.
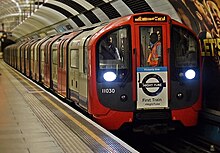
<box><xmin>103</xmin><ymin>71</ymin><xmax>116</xmax><ymax>82</ymax></box>
<box><xmin>185</xmin><ymin>69</ymin><xmax>196</xmax><ymax>80</ymax></box>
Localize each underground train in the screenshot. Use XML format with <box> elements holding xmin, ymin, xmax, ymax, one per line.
<box><xmin>4</xmin><ymin>12</ymin><xmax>202</xmax><ymax>133</ymax></box>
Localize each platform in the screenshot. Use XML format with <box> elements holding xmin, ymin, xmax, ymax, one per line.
<box><xmin>0</xmin><ymin>60</ymin><xmax>138</xmax><ymax>153</ymax></box>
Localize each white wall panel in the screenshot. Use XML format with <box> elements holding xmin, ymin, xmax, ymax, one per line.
<box><xmin>111</xmin><ymin>0</ymin><xmax>133</xmax><ymax>16</ymax></box>
<box><xmin>146</xmin><ymin>0</ymin><xmax>181</xmax><ymax>22</ymax></box>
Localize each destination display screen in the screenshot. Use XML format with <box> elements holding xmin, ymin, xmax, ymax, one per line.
<box><xmin>134</xmin><ymin>14</ymin><xmax>167</xmax><ymax>22</ymax></box>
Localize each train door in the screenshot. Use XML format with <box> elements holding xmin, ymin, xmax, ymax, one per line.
<box><xmin>20</xmin><ymin>45</ymin><xmax>24</xmax><ymax>73</ymax></box>
<box><xmin>44</xmin><ymin>34</ymin><xmax>62</xmax><ymax>88</ymax></box>
<box><xmin>40</xmin><ymin>39</ymin><xmax>49</xmax><ymax>84</ymax></box>
<box><xmin>40</xmin><ymin>36</ymin><xmax>52</xmax><ymax>83</ymax></box>
<box><xmin>12</xmin><ymin>46</ymin><xmax>15</xmax><ymax>67</ymax></box>
<box><xmin>68</xmin><ymin>38</ymin><xmax>80</xmax><ymax>102</ymax></box>
<box><xmin>134</xmin><ymin>24</ymin><xmax>169</xmax><ymax>110</ymax></box>
<box><xmin>17</xmin><ymin>43</ymin><xmax>22</xmax><ymax>71</ymax></box>
<box><xmin>78</xmin><ymin>27</ymin><xmax>103</xmax><ymax>110</ymax></box>
<box><xmin>57</xmin><ymin>32</ymin><xmax>79</xmax><ymax>98</ymax></box>
<box><xmin>57</xmin><ymin>37</ymin><xmax>67</xmax><ymax>97</ymax></box>
<box><xmin>34</xmin><ymin>39</ymin><xmax>43</xmax><ymax>81</ymax></box>
<box><xmin>21</xmin><ymin>44</ymin><xmax>25</xmax><ymax>73</ymax></box>
<box><xmin>22</xmin><ymin>42</ymin><xmax>29</xmax><ymax>74</ymax></box>
<box><xmin>25</xmin><ymin>40</ymin><xmax>35</xmax><ymax>77</ymax></box>
<box><xmin>25</xmin><ymin>42</ymin><xmax>30</xmax><ymax>76</ymax></box>
<box><xmin>35</xmin><ymin>39</ymin><xmax>43</xmax><ymax>81</ymax></box>
<box><xmin>30</xmin><ymin>42</ymin><xmax>35</xmax><ymax>78</ymax></box>
<box><xmin>18</xmin><ymin>43</ymin><xmax>22</xmax><ymax>71</ymax></box>
<box><xmin>67</xmin><ymin>31</ymin><xmax>92</xmax><ymax>103</ymax></box>
<box><xmin>77</xmin><ymin>35</ymin><xmax>91</xmax><ymax>109</ymax></box>
<box><xmin>30</xmin><ymin>40</ymin><xmax>38</xmax><ymax>78</ymax></box>
<box><xmin>51</xmin><ymin>36</ymin><xmax>64</xmax><ymax>92</ymax></box>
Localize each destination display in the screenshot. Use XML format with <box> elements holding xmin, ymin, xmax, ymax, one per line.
<box><xmin>134</xmin><ymin>14</ymin><xmax>167</xmax><ymax>22</ymax></box>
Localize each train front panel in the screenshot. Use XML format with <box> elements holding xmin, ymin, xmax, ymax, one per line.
<box><xmin>88</xmin><ymin>12</ymin><xmax>202</xmax><ymax>131</ymax></box>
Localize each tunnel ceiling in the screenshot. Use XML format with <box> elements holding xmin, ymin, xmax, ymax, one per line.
<box><xmin>0</xmin><ymin>0</ymin><xmax>180</xmax><ymax>41</ymax></box>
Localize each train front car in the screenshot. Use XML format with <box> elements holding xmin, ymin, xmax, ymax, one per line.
<box><xmin>89</xmin><ymin>12</ymin><xmax>202</xmax><ymax>133</ymax></box>
<box><xmin>88</xmin><ymin>12</ymin><xmax>202</xmax><ymax>132</ymax></box>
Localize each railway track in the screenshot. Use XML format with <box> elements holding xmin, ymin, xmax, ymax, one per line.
<box><xmin>113</xmin><ymin>126</ymin><xmax>220</xmax><ymax>153</ymax></box>
<box><xmin>151</xmin><ymin>133</ymin><xmax>220</xmax><ymax>153</ymax></box>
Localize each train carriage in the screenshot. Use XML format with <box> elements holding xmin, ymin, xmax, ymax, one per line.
<box><xmin>4</xmin><ymin>12</ymin><xmax>202</xmax><ymax>133</ymax></box>
<box><xmin>67</xmin><ymin>27</ymin><xmax>103</xmax><ymax>109</ymax></box>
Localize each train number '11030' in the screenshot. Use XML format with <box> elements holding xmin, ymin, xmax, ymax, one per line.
<box><xmin>101</xmin><ymin>88</ymin><xmax>116</xmax><ymax>94</ymax></box>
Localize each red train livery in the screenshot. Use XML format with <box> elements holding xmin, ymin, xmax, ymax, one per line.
<box><xmin>4</xmin><ymin>12</ymin><xmax>202</xmax><ymax>133</ymax></box>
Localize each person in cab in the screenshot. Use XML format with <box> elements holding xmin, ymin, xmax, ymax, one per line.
<box><xmin>100</xmin><ymin>37</ymin><xmax>121</xmax><ymax>60</ymax></box>
<box><xmin>147</xmin><ymin>32</ymin><xmax>162</xmax><ymax>66</ymax></box>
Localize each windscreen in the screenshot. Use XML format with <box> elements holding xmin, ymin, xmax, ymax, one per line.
<box><xmin>97</xmin><ymin>26</ymin><xmax>131</xmax><ymax>82</ymax></box>
<box><xmin>98</xmin><ymin>27</ymin><xmax>130</xmax><ymax>70</ymax></box>
<box><xmin>171</xmin><ymin>26</ymin><xmax>198</xmax><ymax>68</ymax></box>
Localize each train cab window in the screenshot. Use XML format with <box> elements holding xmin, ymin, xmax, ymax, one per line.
<box><xmin>140</xmin><ymin>26</ymin><xmax>162</xmax><ymax>67</ymax></box>
<box><xmin>98</xmin><ymin>27</ymin><xmax>130</xmax><ymax>69</ymax></box>
<box><xmin>97</xmin><ymin>26</ymin><xmax>131</xmax><ymax>82</ymax></box>
<box><xmin>171</xmin><ymin>26</ymin><xmax>198</xmax><ymax>68</ymax></box>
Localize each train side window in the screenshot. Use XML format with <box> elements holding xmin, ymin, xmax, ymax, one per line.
<box><xmin>45</xmin><ymin>49</ymin><xmax>48</xmax><ymax>64</ymax></box>
<box><xmin>83</xmin><ymin>35</ymin><xmax>91</xmax><ymax>74</ymax></box>
<box><xmin>52</xmin><ymin>49</ymin><xmax>57</xmax><ymax>65</ymax></box>
<box><xmin>31</xmin><ymin>48</ymin><xmax>34</xmax><ymax>61</ymax></box>
<box><xmin>70</xmin><ymin>49</ymin><xmax>79</xmax><ymax>68</ymax></box>
<box><xmin>25</xmin><ymin>49</ymin><xmax>28</xmax><ymax>59</ymax></box>
<box><xmin>59</xmin><ymin>46</ymin><xmax>64</xmax><ymax>68</ymax></box>
<box><xmin>41</xmin><ymin>49</ymin><xmax>44</xmax><ymax>62</ymax></box>
<box><xmin>34</xmin><ymin>48</ymin><xmax>37</xmax><ymax>61</ymax></box>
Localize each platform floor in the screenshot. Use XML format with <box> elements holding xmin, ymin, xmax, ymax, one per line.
<box><xmin>0</xmin><ymin>61</ymin><xmax>138</xmax><ymax>153</ymax></box>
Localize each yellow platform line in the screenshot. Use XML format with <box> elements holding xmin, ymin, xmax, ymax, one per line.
<box><xmin>9</xmin><ymin>67</ymin><xmax>116</xmax><ymax>153</ymax></box>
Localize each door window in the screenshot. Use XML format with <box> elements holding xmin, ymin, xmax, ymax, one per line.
<box><xmin>140</xmin><ymin>26</ymin><xmax>162</xmax><ymax>67</ymax></box>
